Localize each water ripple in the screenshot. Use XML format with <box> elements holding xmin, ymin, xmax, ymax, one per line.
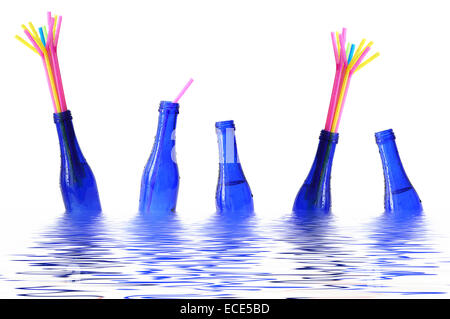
<box><xmin>3</xmin><ymin>210</ymin><xmax>450</xmax><ymax>298</ymax></box>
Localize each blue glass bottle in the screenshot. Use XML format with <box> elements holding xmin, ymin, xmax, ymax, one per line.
<box><xmin>139</xmin><ymin>101</ymin><xmax>180</xmax><ymax>213</ymax></box>
<box><xmin>215</xmin><ymin>120</ymin><xmax>254</xmax><ymax>213</ymax></box>
<box><xmin>375</xmin><ymin>129</ymin><xmax>422</xmax><ymax>213</ymax></box>
<box><xmin>54</xmin><ymin>110</ymin><xmax>101</xmax><ymax>213</ymax></box>
<box><xmin>293</xmin><ymin>130</ymin><xmax>339</xmax><ymax>213</ymax></box>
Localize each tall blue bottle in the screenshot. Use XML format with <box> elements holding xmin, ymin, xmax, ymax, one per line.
<box><xmin>215</xmin><ymin>120</ymin><xmax>254</xmax><ymax>213</ymax></box>
<box><xmin>293</xmin><ymin>130</ymin><xmax>339</xmax><ymax>213</ymax></box>
<box><xmin>139</xmin><ymin>101</ymin><xmax>180</xmax><ymax>213</ymax></box>
<box><xmin>375</xmin><ymin>129</ymin><xmax>422</xmax><ymax>213</ymax></box>
<box><xmin>54</xmin><ymin>110</ymin><xmax>101</xmax><ymax>213</ymax></box>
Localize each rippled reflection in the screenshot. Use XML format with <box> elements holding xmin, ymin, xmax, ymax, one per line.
<box><xmin>364</xmin><ymin>212</ymin><xmax>445</xmax><ymax>295</ymax></box>
<box><xmin>4</xmin><ymin>210</ymin><xmax>450</xmax><ymax>298</ymax></box>
<box><xmin>13</xmin><ymin>212</ymin><xmax>130</xmax><ymax>298</ymax></box>
<box><xmin>275</xmin><ymin>213</ymin><xmax>361</xmax><ymax>293</ymax></box>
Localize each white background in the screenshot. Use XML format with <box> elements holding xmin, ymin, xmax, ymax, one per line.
<box><xmin>0</xmin><ymin>0</ymin><xmax>449</xmax><ymax>218</ymax></box>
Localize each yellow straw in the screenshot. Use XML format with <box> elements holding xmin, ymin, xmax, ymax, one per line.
<box><xmin>331</xmin><ymin>40</ymin><xmax>376</xmax><ymax>131</ymax></box>
<box><xmin>42</xmin><ymin>51</ymin><xmax>61</xmax><ymax>113</ymax></box>
<box><xmin>349</xmin><ymin>39</ymin><xmax>366</xmax><ymax>66</ymax></box>
<box><xmin>21</xmin><ymin>24</ymin><xmax>32</xmax><ymax>35</ymax></box>
<box><xmin>331</xmin><ymin>70</ymin><xmax>350</xmax><ymax>132</ymax></box>
<box><xmin>21</xmin><ymin>24</ymin><xmax>44</xmax><ymax>54</ymax></box>
<box><xmin>15</xmin><ymin>35</ymin><xmax>38</xmax><ymax>54</ymax></box>
<box><xmin>336</xmin><ymin>32</ymin><xmax>340</xmax><ymax>59</ymax></box>
<box><xmin>24</xmin><ymin>23</ymin><xmax>60</xmax><ymax>112</ymax></box>
<box><xmin>27</xmin><ymin>23</ymin><xmax>49</xmax><ymax>58</ymax></box>
<box><xmin>27</xmin><ymin>22</ymin><xmax>41</xmax><ymax>44</ymax></box>
<box><xmin>349</xmin><ymin>41</ymin><xmax>373</xmax><ymax>69</ymax></box>
<box><xmin>354</xmin><ymin>52</ymin><xmax>380</xmax><ymax>73</ymax></box>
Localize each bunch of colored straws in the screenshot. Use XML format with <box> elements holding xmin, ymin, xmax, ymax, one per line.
<box><xmin>15</xmin><ymin>12</ymin><xmax>66</xmax><ymax>114</ymax></box>
<box><xmin>324</xmin><ymin>28</ymin><xmax>380</xmax><ymax>133</ymax></box>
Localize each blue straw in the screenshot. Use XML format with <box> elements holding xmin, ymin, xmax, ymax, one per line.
<box><xmin>347</xmin><ymin>44</ymin><xmax>355</xmax><ymax>64</ymax></box>
<box><xmin>38</xmin><ymin>27</ymin><xmax>46</xmax><ymax>47</ymax></box>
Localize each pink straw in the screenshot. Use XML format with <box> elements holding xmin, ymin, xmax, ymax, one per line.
<box><xmin>55</xmin><ymin>16</ymin><xmax>62</xmax><ymax>46</ymax></box>
<box><xmin>24</xmin><ymin>29</ymin><xmax>58</xmax><ymax>113</ymax></box>
<box><xmin>173</xmin><ymin>78</ymin><xmax>194</xmax><ymax>103</ymax></box>
<box><xmin>324</xmin><ymin>66</ymin><xmax>340</xmax><ymax>131</ymax></box>
<box><xmin>325</xmin><ymin>32</ymin><xmax>347</xmax><ymax>131</ymax></box>
<box><xmin>49</xmin><ymin>45</ymin><xmax>66</xmax><ymax>111</ymax></box>
<box><xmin>325</xmin><ymin>34</ymin><xmax>347</xmax><ymax>132</ymax></box>
<box><xmin>335</xmin><ymin>47</ymin><xmax>371</xmax><ymax>132</ymax></box>
<box><xmin>46</xmin><ymin>16</ymin><xmax>54</xmax><ymax>48</ymax></box>
<box><xmin>46</xmin><ymin>14</ymin><xmax>67</xmax><ymax>111</ymax></box>
<box><xmin>334</xmin><ymin>75</ymin><xmax>352</xmax><ymax>132</ymax></box>
<box><xmin>326</xmin><ymin>34</ymin><xmax>347</xmax><ymax>129</ymax></box>
<box><xmin>47</xmin><ymin>16</ymin><xmax>67</xmax><ymax>111</ymax></box>
<box><xmin>350</xmin><ymin>46</ymin><xmax>371</xmax><ymax>73</ymax></box>
<box><xmin>331</xmin><ymin>32</ymin><xmax>338</xmax><ymax>64</ymax></box>
<box><xmin>47</xmin><ymin>12</ymin><xmax>52</xmax><ymax>40</ymax></box>
<box><xmin>51</xmin><ymin>51</ymin><xmax>67</xmax><ymax>111</ymax></box>
<box><xmin>23</xmin><ymin>29</ymin><xmax>43</xmax><ymax>57</ymax></box>
<box><xmin>326</xmin><ymin>63</ymin><xmax>344</xmax><ymax>131</ymax></box>
<box><xmin>338</xmin><ymin>34</ymin><xmax>347</xmax><ymax>67</ymax></box>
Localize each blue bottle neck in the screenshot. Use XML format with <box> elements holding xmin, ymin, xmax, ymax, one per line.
<box><xmin>306</xmin><ymin>130</ymin><xmax>339</xmax><ymax>185</ymax></box>
<box><xmin>152</xmin><ymin>101</ymin><xmax>179</xmax><ymax>156</ymax></box>
<box><xmin>375</xmin><ymin>129</ymin><xmax>412</xmax><ymax>192</ymax></box>
<box><xmin>216</xmin><ymin>121</ymin><xmax>240</xmax><ymax>165</ymax></box>
<box><xmin>292</xmin><ymin>130</ymin><xmax>339</xmax><ymax>213</ymax></box>
<box><xmin>215</xmin><ymin>120</ymin><xmax>254</xmax><ymax>213</ymax></box>
<box><xmin>54</xmin><ymin>110</ymin><xmax>86</xmax><ymax>166</ymax></box>
<box><xmin>54</xmin><ymin>110</ymin><xmax>101</xmax><ymax>213</ymax></box>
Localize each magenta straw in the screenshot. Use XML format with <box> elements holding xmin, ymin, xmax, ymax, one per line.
<box><xmin>46</xmin><ymin>16</ymin><xmax>67</xmax><ymax>112</ymax></box>
<box><xmin>350</xmin><ymin>46</ymin><xmax>371</xmax><ymax>73</ymax></box>
<box><xmin>23</xmin><ymin>29</ymin><xmax>42</xmax><ymax>57</ymax></box>
<box><xmin>326</xmin><ymin>63</ymin><xmax>344</xmax><ymax>131</ymax></box>
<box><xmin>331</xmin><ymin>32</ymin><xmax>338</xmax><ymax>64</ymax></box>
<box><xmin>47</xmin><ymin>11</ymin><xmax>52</xmax><ymax>27</ymax></box>
<box><xmin>24</xmin><ymin>29</ymin><xmax>58</xmax><ymax>113</ymax></box>
<box><xmin>55</xmin><ymin>16</ymin><xmax>62</xmax><ymax>46</ymax></box>
<box><xmin>334</xmin><ymin>74</ymin><xmax>352</xmax><ymax>132</ymax></box>
<box><xmin>325</xmin><ymin>32</ymin><xmax>344</xmax><ymax>131</ymax></box>
<box><xmin>338</xmin><ymin>34</ymin><xmax>347</xmax><ymax>67</ymax></box>
<box><xmin>326</xmin><ymin>34</ymin><xmax>347</xmax><ymax>131</ymax></box>
<box><xmin>51</xmin><ymin>51</ymin><xmax>67</xmax><ymax>111</ymax></box>
<box><xmin>325</xmin><ymin>67</ymin><xmax>340</xmax><ymax>131</ymax></box>
<box><xmin>334</xmin><ymin>46</ymin><xmax>371</xmax><ymax>132</ymax></box>
<box><xmin>173</xmin><ymin>78</ymin><xmax>194</xmax><ymax>103</ymax></box>
<box><xmin>326</xmin><ymin>35</ymin><xmax>347</xmax><ymax>131</ymax></box>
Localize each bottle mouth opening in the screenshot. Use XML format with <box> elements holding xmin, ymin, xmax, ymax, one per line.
<box><xmin>375</xmin><ymin>129</ymin><xmax>395</xmax><ymax>144</ymax></box>
<box><xmin>215</xmin><ymin>120</ymin><xmax>235</xmax><ymax>129</ymax></box>
<box><xmin>320</xmin><ymin>130</ymin><xmax>339</xmax><ymax>143</ymax></box>
<box><xmin>159</xmin><ymin>101</ymin><xmax>180</xmax><ymax>112</ymax></box>
<box><xmin>53</xmin><ymin>110</ymin><xmax>72</xmax><ymax>123</ymax></box>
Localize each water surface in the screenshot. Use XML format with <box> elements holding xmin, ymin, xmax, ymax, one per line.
<box><xmin>1</xmin><ymin>210</ymin><xmax>449</xmax><ymax>298</ymax></box>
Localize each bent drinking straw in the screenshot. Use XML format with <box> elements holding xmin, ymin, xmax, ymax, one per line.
<box><xmin>173</xmin><ymin>78</ymin><xmax>194</xmax><ymax>103</ymax></box>
<box><xmin>16</xmin><ymin>12</ymin><xmax>67</xmax><ymax>113</ymax></box>
<box><xmin>16</xmin><ymin>12</ymin><xmax>102</xmax><ymax>213</ymax></box>
<box><xmin>324</xmin><ymin>29</ymin><xmax>380</xmax><ymax>133</ymax></box>
<box><xmin>297</xmin><ymin>28</ymin><xmax>380</xmax><ymax>211</ymax></box>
